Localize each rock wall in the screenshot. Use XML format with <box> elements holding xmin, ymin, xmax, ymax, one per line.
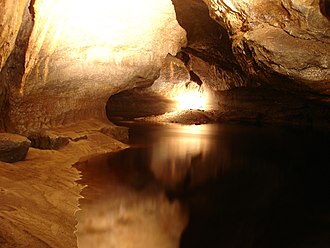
<box><xmin>2</xmin><ymin>0</ymin><xmax>186</xmax><ymax>134</ymax></box>
<box><xmin>172</xmin><ymin>0</ymin><xmax>250</xmax><ymax>91</ymax></box>
<box><xmin>0</xmin><ymin>0</ymin><xmax>30</xmax><ymax>69</ymax></box>
<box><xmin>204</xmin><ymin>0</ymin><xmax>330</xmax><ymax>94</ymax></box>
<box><xmin>0</xmin><ymin>0</ymin><xmax>30</xmax><ymax>131</ymax></box>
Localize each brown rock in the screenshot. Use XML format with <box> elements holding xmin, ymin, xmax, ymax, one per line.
<box><xmin>204</xmin><ymin>0</ymin><xmax>330</xmax><ymax>93</ymax></box>
<box><xmin>6</xmin><ymin>0</ymin><xmax>186</xmax><ymax>134</ymax></box>
<box><xmin>0</xmin><ymin>0</ymin><xmax>30</xmax><ymax>70</ymax></box>
<box><xmin>0</xmin><ymin>133</ymin><xmax>31</xmax><ymax>162</ymax></box>
<box><xmin>28</xmin><ymin>131</ymin><xmax>69</xmax><ymax>150</ymax></box>
<box><xmin>0</xmin><ymin>0</ymin><xmax>31</xmax><ymax>130</ymax></box>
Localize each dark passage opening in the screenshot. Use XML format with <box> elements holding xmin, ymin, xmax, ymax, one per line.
<box><xmin>106</xmin><ymin>89</ymin><xmax>177</xmax><ymax>120</ymax></box>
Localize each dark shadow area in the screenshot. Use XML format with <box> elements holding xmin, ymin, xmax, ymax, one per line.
<box><xmin>320</xmin><ymin>0</ymin><xmax>330</xmax><ymax>21</ymax></box>
<box><xmin>0</xmin><ymin>3</ymin><xmax>34</xmax><ymax>131</ymax></box>
<box><xmin>171</xmin><ymin>0</ymin><xmax>246</xmax><ymax>76</ymax></box>
<box><xmin>106</xmin><ymin>85</ymin><xmax>330</xmax><ymax>129</ymax></box>
<box><xmin>214</xmin><ymin>86</ymin><xmax>330</xmax><ymax>128</ymax></box>
<box><xmin>106</xmin><ymin>89</ymin><xmax>177</xmax><ymax>120</ymax></box>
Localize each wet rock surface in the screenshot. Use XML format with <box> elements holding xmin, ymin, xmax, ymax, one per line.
<box><xmin>0</xmin><ymin>133</ymin><xmax>30</xmax><ymax>163</ymax></box>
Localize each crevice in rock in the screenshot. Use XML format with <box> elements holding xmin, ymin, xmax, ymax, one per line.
<box><xmin>28</xmin><ymin>0</ymin><xmax>36</xmax><ymax>20</ymax></box>
<box><xmin>0</xmin><ymin>1</ymin><xmax>35</xmax><ymax>131</ymax></box>
<box><xmin>320</xmin><ymin>0</ymin><xmax>330</xmax><ymax>21</ymax></box>
<box><xmin>171</xmin><ymin>0</ymin><xmax>252</xmax><ymax>91</ymax></box>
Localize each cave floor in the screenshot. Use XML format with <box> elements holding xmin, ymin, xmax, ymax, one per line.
<box><xmin>0</xmin><ymin>120</ymin><xmax>128</xmax><ymax>248</ymax></box>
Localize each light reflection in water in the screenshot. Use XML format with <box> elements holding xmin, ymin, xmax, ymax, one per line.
<box><xmin>150</xmin><ymin>125</ymin><xmax>212</xmax><ymax>190</ymax></box>
<box><xmin>75</xmin><ymin>124</ymin><xmax>239</xmax><ymax>248</ymax></box>
<box><xmin>76</xmin><ymin>123</ymin><xmax>330</xmax><ymax>248</ymax></box>
<box><xmin>75</xmin><ymin>124</ymin><xmax>219</xmax><ymax>248</ymax></box>
<box><xmin>75</xmin><ymin>153</ymin><xmax>188</xmax><ymax>248</ymax></box>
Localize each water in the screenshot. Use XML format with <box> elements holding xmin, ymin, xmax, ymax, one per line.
<box><xmin>75</xmin><ymin>123</ymin><xmax>330</xmax><ymax>248</ymax></box>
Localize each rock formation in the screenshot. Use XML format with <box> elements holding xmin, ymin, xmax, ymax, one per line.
<box><xmin>0</xmin><ymin>0</ymin><xmax>186</xmax><ymax>134</ymax></box>
<box><xmin>203</xmin><ymin>0</ymin><xmax>330</xmax><ymax>93</ymax></box>
<box><xmin>0</xmin><ymin>0</ymin><xmax>31</xmax><ymax>131</ymax></box>
<box><xmin>0</xmin><ymin>133</ymin><xmax>30</xmax><ymax>162</ymax></box>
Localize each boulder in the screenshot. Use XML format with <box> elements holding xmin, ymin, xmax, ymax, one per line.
<box><xmin>28</xmin><ymin>131</ymin><xmax>69</xmax><ymax>150</ymax></box>
<box><xmin>0</xmin><ymin>133</ymin><xmax>31</xmax><ymax>163</ymax></box>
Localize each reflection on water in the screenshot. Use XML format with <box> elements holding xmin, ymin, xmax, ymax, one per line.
<box><xmin>76</xmin><ymin>123</ymin><xmax>330</xmax><ymax>248</ymax></box>
<box><xmin>75</xmin><ymin>153</ymin><xmax>188</xmax><ymax>248</ymax></box>
<box><xmin>149</xmin><ymin>125</ymin><xmax>212</xmax><ymax>192</ymax></box>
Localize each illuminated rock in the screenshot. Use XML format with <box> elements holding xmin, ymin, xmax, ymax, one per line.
<box><xmin>204</xmin><ymin>0</ymin><xmax>330</xmax><ymax>93</ymax></box>
<box><xmin>5</xmin><ymin>0</ymin><xmax>186</xmax><ymax>134</ymax></box>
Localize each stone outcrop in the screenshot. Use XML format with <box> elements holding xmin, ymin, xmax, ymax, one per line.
<box><xmin>203</xmin><ymin>0</ymin><xmax>330</xmax><ymax>94</ymax></box>
<box><xmin>0</xmin><ymin>133</ymin><xmax>31</xmax><ymax>162</ymax></box>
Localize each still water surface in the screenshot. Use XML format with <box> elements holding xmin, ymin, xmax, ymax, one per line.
<box><xmin>76</xmin><ymin>123</ymin><xmax>330</xmax><ymax>248</ymax></box>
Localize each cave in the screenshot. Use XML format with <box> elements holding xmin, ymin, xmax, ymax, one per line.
<box><xmin>0</xmin><ymin>0</ymin><xmax>330</xmax><ymax>247</ymax></box>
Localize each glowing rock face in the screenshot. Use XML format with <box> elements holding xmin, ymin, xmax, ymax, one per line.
<box><xmin>23</xmin><ymin>0</ymin><xmax>186</xmax><ymax>89</ymax></box>
<box><xmin>9</xmin><ymin>0</ymin><xmax>186</xmax><ymax>133</ymax></box>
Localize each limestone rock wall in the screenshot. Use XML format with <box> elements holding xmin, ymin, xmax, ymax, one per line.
<box><xmin>0</xmin><ymin>0</ymin><xmax>30</xmax><ymax>70</ymax></box>
<box><xmin>172</xmin><ymin>0</ymin><xmax>249</xmax><ymax>91</ymax></box>
<box><xmin>204</xmin><ymin>0</ymin><xmax>330</xmax><ymax>94</ymax></box>
<box><xmin>0</xmin><ymin>0</ymin><xmax>30</xmax><ymax>131</ymax></box>
<box><xmin>4</xmin><ymin>0</ymin><xmax>186</xmax><ymax>134</ymax></box>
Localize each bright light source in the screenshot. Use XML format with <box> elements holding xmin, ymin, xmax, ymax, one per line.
<box><xmin>22</xmin><ymin>0</ymin><xmax>185</xmax><ymax>94</ymax></box>
<box><xmin>175</xmin><ymin>83</ymin><xmax>207</xmax><ymax>111</ymax></box>
<box><xmin>29</xmin><ymin>0</ymin><xmax>177</xmax><ymax>59</ymax></box>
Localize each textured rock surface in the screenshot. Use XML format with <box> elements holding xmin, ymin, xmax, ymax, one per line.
<box><xmin>0</xmin><ymin>120</ymin><xmax>128</xmax><ymax>248</ymax></box>
<box><xmin>28</xmin><ymin>131</ymin><xmax>70</xmax><ymax>150</ymax></box>
<box><xmin>172</xmin><ymin>0</ymin><xmax>249</xmax><ymax>90</ymax></box>
<box><xmin>0</xmin><ymin>0</ymin><xmax>31</xmax><ymax>131</ymax></box>
<box><xmin>0</xmin><ymin>133</ymin><xmax>30</xmax><ymax>162</ymax></box>
<box><xmin>4</xmin><ymin>0</ymin><xmax>186</xmax><ymax>134</ymax></box>
<box><xmin>0</xmin><ymin>0</ymin><xmax>30</xmax><ymax>70</ymax></box>
<box><xmin>204</xmin><ymin>0</ymin><xmax>330</xmax><ymax>93</ymax></box>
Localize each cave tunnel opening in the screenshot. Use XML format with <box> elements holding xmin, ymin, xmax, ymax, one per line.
<box><xmin>106</xmin><ymin>89</ymin><xmax>177</xmax><ymax>120</ymax></box>
<box><xmin>105</xmin><ymin>0</ymin><xmax>235</xmax><ymax>124</ymax></box>
<box><xmin>106</xmin><ymin>67</ymin><xmax>210</xmax><ymax>122</ymax></box>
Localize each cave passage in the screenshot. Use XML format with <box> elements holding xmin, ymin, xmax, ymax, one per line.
<box><xmin>75</xmin><ymin>123</ymin><xmax>330</xmax><ymax>248</ymax></box>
